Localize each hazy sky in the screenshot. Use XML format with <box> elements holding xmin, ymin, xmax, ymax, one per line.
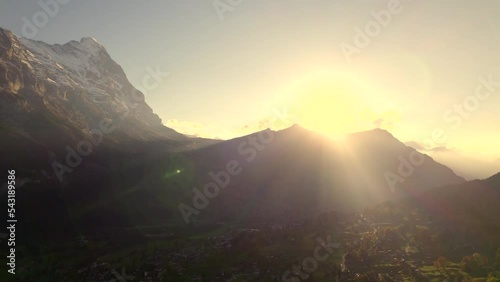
<box><xmin>1</xmin><ymin>1</ymin><xmax>499</xmax><ymax>178</ymax></box>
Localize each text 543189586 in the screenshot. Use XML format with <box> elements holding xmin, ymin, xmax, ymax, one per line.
<box><xmin>7</xmin><ymin>170</ymin><xmax>16</xmax><ymax>275</ymax></box>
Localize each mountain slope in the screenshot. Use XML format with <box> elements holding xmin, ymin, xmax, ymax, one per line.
<box><xmin>178</xmin><ymin>125</ymin><xmax>466</xmax><ymax>224</ymax></box>
<box><xmin>0</xmin><ymin>25</ymin><xmax>468</xmax><ymax>235</ymax></box>
<box><xmin>394</xmin><ymin>171</ymin><xmax>500</xmax><ymax>247</ymax></box>
<box><xmin>0</xmin><ymin>27</ymin><xmax>195</xmax><ymax>173</ymax></box>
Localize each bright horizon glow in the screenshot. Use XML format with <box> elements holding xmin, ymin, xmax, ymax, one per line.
<box><xmin>284</xmin><ymin>70</ymin><xmax>379</xmax><ymax>139</ymax></box>
<box><xmin>2</xmin><ymin>1</ymin><xmax>499</xmax><ymax>179</ymax></box>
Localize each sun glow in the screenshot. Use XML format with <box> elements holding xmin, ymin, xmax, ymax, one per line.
<box><xmin>285</xmin><ymin>70</ymin><xmax>376</xmax><ymax>138</ymax></box>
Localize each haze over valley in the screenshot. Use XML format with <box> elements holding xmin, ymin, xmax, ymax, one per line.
<box><xmin>0</xmin><ymin>1</ymin><xmax>499</xmax><ymax>281</ymax></box>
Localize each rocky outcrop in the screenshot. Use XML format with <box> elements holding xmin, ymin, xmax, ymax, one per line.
<box><xmin>0</xmin><ymin>27</ymin><xmax>187</xmax><ymax>149</ymax></box>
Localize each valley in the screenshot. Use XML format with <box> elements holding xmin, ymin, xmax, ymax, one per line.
<box><xmin>0</xmin><ymin>20</ymin><xmax>499</xmax><ymax>281</ymax></box>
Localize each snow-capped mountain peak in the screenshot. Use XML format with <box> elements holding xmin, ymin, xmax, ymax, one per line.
<box><xmin>19</xmin><ymin>36</ymin><xmax>109</xmax><ymax>90</ymax></box>
<box><xmin>0</xmin><ymin>26</ymin><xmax>186</xmax><ymax>143</ymax></box>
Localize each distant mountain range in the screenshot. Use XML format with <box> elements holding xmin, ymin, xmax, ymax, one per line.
<box><xmin>0</xmin><ymin>26</ymin><xmax>495</xmax><ymax>232</ymax></box>
<box><xmin>395</xmin><ymin>171</ymin><xmax>500</xmax><ymax>245</ymax></box>
<box><xmin>180</xmin><ymin>125</ymin><xmax>466</xmax><ymax>224</ymax></box>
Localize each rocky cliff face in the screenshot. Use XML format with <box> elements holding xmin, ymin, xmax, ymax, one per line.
<box><xmin>0</xmin><ymin>27</ymin><xmax>193</xmax><ymax>174</ymax></box>
<box><xmin>17</xmin><ymin>35</ymin><xmax>166</xmax><ymax>129</ymax></box>
<box><xmin>0</xmin><ymin>27</ymin><xmax>186</xmax><ymax>149</ymax></box>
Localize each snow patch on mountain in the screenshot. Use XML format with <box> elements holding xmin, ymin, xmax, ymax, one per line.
<box><xmin>20</xmin><ymin>37</ymin><xmax>105</xmax><ymax>91</ymax></box>
<box><xmin>18</xmin><ymin>36</ymin><xmax>141</xmax><ymax>117</ymax></box>
<box><xmin>0</xmin><ymin>27</ymin><xmax>186</xmax><ymax>141</ymax></box>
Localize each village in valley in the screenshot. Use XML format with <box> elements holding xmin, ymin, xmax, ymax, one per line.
<box><xmin>69</xmin><ymin>201</ymin><xmax>500</xmax><ymax>282</ymax></box>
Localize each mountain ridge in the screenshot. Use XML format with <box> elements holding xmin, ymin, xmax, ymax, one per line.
<box><xmin>179</xmin><ymin>123</ymin><xmax>466</xmax><ymax>224</ymax></box>
<box><xmin>0</xmin><ymin>26</ymin><xmax>468</xmax><ymax>225</ymax></box>
<box><xmin>0</xmin><ymin>27</ymin><xmax>197</xmax><ymax>173</ymax></box>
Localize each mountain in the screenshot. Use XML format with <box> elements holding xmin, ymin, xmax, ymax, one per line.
<box><xmin>0</xmin><ymin>25</ymin><xmax>467</xmax><ymax>237</ymax></box>
<box><xmin>178</xmin><ymin>125</ymin><xmax>466</xmax><ymax>224</ymax></box>
<box><xmin>0</xmin><ymin>27</ymin><xmax>214</xmax><ymax>174</ymax></box>
<box><xmin>394</xmin><ymin>171</ymin><xmax>500</xmax><ymax>246</ymax></box>
<box><xmin>485</xmin><ymin>172</ymin><xmax>500</xmax><ymax>186</ymax></box>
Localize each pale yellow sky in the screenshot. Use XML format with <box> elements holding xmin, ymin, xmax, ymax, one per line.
<box><xmin>3</xmin><ymin>0</ymin><xmax>499</xmax><ymax>178</ymax></box>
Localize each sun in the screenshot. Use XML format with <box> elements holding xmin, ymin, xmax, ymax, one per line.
<box><xmin>286</xmin><ymin>70</ymin><xmax>374</xmax><ymax>138</ymax></box>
